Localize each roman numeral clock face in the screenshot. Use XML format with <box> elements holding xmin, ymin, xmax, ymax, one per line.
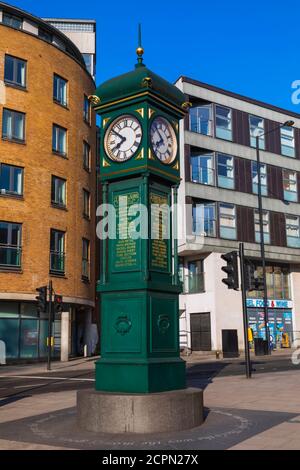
<box><xmin>104</xmin><ymin>115</ymin><xmax>142</xmax><ymax>162</ymax></box>
<box><xmin>150</xmin><ymin>116</ymin><xmax>178</xmax><ymax>164</ymax></box>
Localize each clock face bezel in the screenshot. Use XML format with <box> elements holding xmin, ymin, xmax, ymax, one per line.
<box><xmin>104</xmin><ymin>114</ymin><xmax>143</xmax><ymax>163</ymax></box>
<box><xmin>150</xmin><ymin>116</ymin><xmax>178</xmax><ymax>165</ymax></box>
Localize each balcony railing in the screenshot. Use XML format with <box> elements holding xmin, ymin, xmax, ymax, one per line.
<box><xmin>50</xmin><ymin>251</ymin><xmax>65</xmax><ymax>275</ymax></box>
<box><xmin>181</xmin><ymin>273</ymin><xmax>205</xmax><ymax>294</ymax></box>
<box><xmin>0</xmin><ymin>244</ymin><xmax>22</xmax><ymax>268</ymax></box>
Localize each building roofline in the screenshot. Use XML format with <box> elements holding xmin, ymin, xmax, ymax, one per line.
<box><xmin>176</xmin><ymin>75</ymin><xmax>300</xmax><ymax>120</ymax></box>
<box><xmin>0</xmin><ymin>1</ymin><xmax>86</xmax><ymax>67</ymax></box>
<box><xmin>43</xmin><ymin>18</ymin><xmax>96</xmax><ymax>23</ymax></box>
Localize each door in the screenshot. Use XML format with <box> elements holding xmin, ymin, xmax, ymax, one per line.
<box><xmin>190</xmin><ymin>312</ymin><xmax>211</xmax><ymax>351</ymax></box>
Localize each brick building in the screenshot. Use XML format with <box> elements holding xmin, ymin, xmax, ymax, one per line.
<box><xmin>0</xmin><ymin>2</ymin><xmax>97</xmax><ymax>361</ymax></box>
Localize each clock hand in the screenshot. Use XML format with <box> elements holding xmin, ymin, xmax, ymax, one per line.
<box><xmin>112</xmin><ymin>129</ymin><xmax>126</xmax><ymax>142</ymax></box>
<box><xmin>154</xmin><ymin>127</ymin><xmax>164</xmax><ymax>147</ymax></box>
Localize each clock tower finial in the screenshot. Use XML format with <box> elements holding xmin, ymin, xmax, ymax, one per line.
<box><xmin>136</xmin><ymin>23</ymin><xmax>144</xmax><ymax>67</ymax></box>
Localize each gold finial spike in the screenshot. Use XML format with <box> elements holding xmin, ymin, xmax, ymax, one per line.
<box><xmin>136</xmin><ymin>23</ymin><xmax>144</xmax><ymax>67</ymax></box>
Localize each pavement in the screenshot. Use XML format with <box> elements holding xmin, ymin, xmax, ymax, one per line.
<box><xmin>0</xmin><ymin>352</ymin><xmax>299</xmax><ymax>450</ymax></box>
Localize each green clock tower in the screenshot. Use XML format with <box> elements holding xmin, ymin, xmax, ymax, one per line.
<box><xmin>77</xmin><ymin>32</ymin><xmax>203</xmax><ymax>433</ymax></box>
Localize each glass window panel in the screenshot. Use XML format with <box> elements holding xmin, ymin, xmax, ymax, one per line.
<box><xmin>283</xmin><ymin>169</ymin><xmax>297</xmax><ymax>202</ymax></box>
<box><xmin>0</xmin><ymin>318</ymin><xmax>20</xmax><ymax>358</ymax></box>
<box><xmin>215</xmin><ymin>105</ymin><xmax>232</xmax><ymax>141</ymax></box>
<box><xmin>280</xmin><ymin>126</ymin><xmax>295</xmax><ymax>158</ymax></box>
<box><xmin>53</xmin><ymin>75</ymin><xmax>67</xmax><ymax>106</ymax></box>
<box><xmin>83</xmin><ymin>190</ymin><xmax>90</xmax><ymax>217</ymax></box>
<box><xmin>249</xmin><ymin>115</ymin><xmax>265</xmax><ymax>149</ymax></box>
<box><xmin>51</xmin><ymin>176</ymin><xmax>66</xmax><ymax>206</ymax></box>
<box><xmin>52</xmin><ymin>125</ymin><xmax>66</xmax><ymax>155</ymax></box>
<box><xmin>83</xmin><ymin>141</ymin><xmax>90</xmax><ymax>170</ymax></box>
<box><xmin>192</xmin><ymin>202</ymin><xmax>216</xmax><ymax>237</ymax></box>
<box><xmin>50</xmin><ymin>229</ymin><xmax>65</xmax><ymax>273</ymax></box>
<box><xmin>191</xmin><ymin>153</ymin><xmax>214</xmax><ymax>185</ymax></box>
<box><xmin>84</xmin><ymin>96</ymin><xmax>90</xmax><ymax>122</ymax></box>
<box><xmin>0</xmin><ymin>164</ymin><xmax>23</xmax><ymax>195</ymax></box>
<box><xmin>3</xmin><ymin>14</ymin><xmax>22</xmax><ymax>29</ymax></box>
<box><xmin>20</xmin><ymin>319</ymin><xmax>38</xmax><ymax>358</ymax></box>
<box><xmin>189</xmin><ymin>104</ymin><xmax>212</xmax><ymax>135</ymax></box>
<box><xmin>217</xmin><ymin>154</ymin><xmax>234</xmax><ymax>189</ymax></box>
<box><xmin>254</xmin><ymin>210</ymin><xmax>270</xmax><ymax>244</ymax></box>
<box><xmin>2</xmin><ymin>109</ymin><xmax>25</xmax><ymax>141</ymax></box>
<box><xmin>252</xmin><ymin>162</ymin><xmax>268</xmax><ymax>196</ymax></box>
<box><xmin>219</xmin><ymin>203</ymin><xmax>236</xmax><ymax>239</ymax></box>
<box><xmin>286</xmin><ymin>215</ymin><xmax>300</xmax><ymax>248</ymax></box>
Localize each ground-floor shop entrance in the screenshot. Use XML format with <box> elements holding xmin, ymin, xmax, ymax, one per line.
<box><xmin>247</xmin><ymin>305</ymin><xmax>293</xmax><ymax>349</ymax></box>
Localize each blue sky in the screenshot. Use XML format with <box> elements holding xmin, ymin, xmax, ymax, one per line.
<box><xmin>6</xmin><ymin>0</ymin><xmax>300</xmax><ymax>113</ymax></box>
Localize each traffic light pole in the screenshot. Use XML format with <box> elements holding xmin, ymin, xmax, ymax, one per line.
<box><xmin>239</xmin><ymin>243</ymin><xmax>252</xmax><ymax>379</ymax></box>
<box><xmin>47</xmin><ymin>280</ymin><xmax>53</xmax><ymax>371</ymax></box>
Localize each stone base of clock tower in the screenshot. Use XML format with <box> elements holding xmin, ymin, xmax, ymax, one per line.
<box><xmin>77</xmin><ymin>387</ymin><xmax>204</xmax><ymax>434</ymax></box>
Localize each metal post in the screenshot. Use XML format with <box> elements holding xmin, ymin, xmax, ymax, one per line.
<box><xmin>239</xmin><ymin>243</ymin><xmax>252</xmax><ymax>378</ymax></box>
<box><xmin>47</xmin><ymin>280</ymin><xmax>53</xmax><ymax>371</ymax></box>
<box><xmin>256</xmin><ymin>136</ymin><xmax>270</xmax><ymax>354</ymax></box>
<box><xmin>172</xmin><ymin>185</ymin><xmax>179</xmax><ymax>286</ymax></box>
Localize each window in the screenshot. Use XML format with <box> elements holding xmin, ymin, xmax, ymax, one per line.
<box><xmin>249</xmin><ymin>115</ymin><xmax>265</xmax><ymax>149</ymax></box>
<box><xmin>3</xmin><ymin>13</ymin><xmax>22</xmax><ymax>29</ymax></box>
<box><xmin>83</xmin><ymin>141</ymin><xmax>91</xmax><ymax>171</ymax></box>
<box><xmin>283</xmin><ymin>169</ymin><xmax>298</xmax><ymax>202</ymax></box>
<box><xmin>191</xmin><ymin>153</ymin><xmax>214</xmax><ymax>185</ymax></box>
<box><xmin>247</xmin><ymin>264</ymin><xmax>290</xmax><ymax>300</ymax></box>
<box><xmin>51</xmin><ymin>176</ymin><xmax>66</xmax><ymax>207</ymax></box>
<box><xmin>192</xmin><ymin>202</ymin><xmax>216</xmax><ymax>237</ymax></box>
<box><xmin>280</xmin><ymin>126</ymin><xmax>295</xmax><ymax>158</ymax></box>
<box><xmin>52</xmin><ymin>124</ymin><xmax>67</xmax><ymax>156</ymax></box>
<box><xmin>82</xmin><ymin>54</ymin><xmax>94</xmax><ymax>75</ymax></box>
<box><xmin>286</xmin><ymin>215</ymin><xmax>300</xmax><ymax>248</ymax></box>
<box><xmin>254</xmin><ymin>210</ymin><xmax>270</xmax><ymax>244</ymax></box>
<box><xmin>50</xmin><ymin>229</ymin><xmax>65</xmax><ymax>274</ymax></box>
<box><xmin>0</xmin><ymin>164</ymin><xmax>23</xmax><ymax>196</ymax></box>
<box><xmin>215</xmin><ymin>105</ymin><xmax>232</xmax><ymax>141</ymax></box>
<box><xmin>82</xmin><ymin>238</ymin><xmax>90</xmax><ymax>280</ymax></box>
<box><xmin>83</xmin><ymin>189</ymin><xmax>90</xmax><ymax>219</ymax></box>
<box><xmin>189</xmin><ymin>104</ymin><xmax>212</xmax><ymax>135</ymax></box>
<box><xmin>4</xmin><ymin>55</ymin><xmax>26</xmax><ymax>88</ymax></box>
<box><xmin>39</xmin><ymin>28</ymin><xmax>52</xmax><ymax>42</ymax></box>
<box><xmin>0</xmin><ymin>222</ymin><xmax>22</xmax><ymax>268</ymax></box>
<box><xmin>217</xmin><ymin>153</ymin><xmax>234</xmax><ymax>189</ymax></box>
<box><xmin>251</xmin><ymin>162</ymin><xmax>267</xmax><ymax>196</ymax></box>
<box><xmin>219</xmin><ymin>203</ymin><xmax>236</xmax><ymax>239</ymax></box>
<box><xmin>83</xmin><ymin>95</ymin><xmax>90</xmax><ymax>123</ymax></box>
<box><xmin>53</xmin><ymin>74</ymin><xmax>68</xmax><ymax>107</ymax></box>
<box><xmin>2</xmin><ymin>109</ymin><xmax>25</xmax><ymax>142</ymax></box>
<box><xmin>186</xmin><ymin>260</ymin><xmax>205</xmax><ymax>294</ymax></box>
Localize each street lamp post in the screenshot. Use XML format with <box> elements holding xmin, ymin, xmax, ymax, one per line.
<box><xmin>255</xmin><ymin>120</ymin><xmax>294</xmax><ymax>354</ymax></box>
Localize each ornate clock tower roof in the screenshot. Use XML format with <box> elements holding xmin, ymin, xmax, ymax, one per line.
<box><xmin>91</xmin><ymin>31</ymin><xmax>188</xmax><ymax>113</ymax></box>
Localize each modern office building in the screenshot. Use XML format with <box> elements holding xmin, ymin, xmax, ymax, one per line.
<box><xmin>0</xmin><ymin>2</ymin><xmax>97</xmax><ymax>361</ymax></box>
<box><xmin>43</xmin><ymin>18</ymin><xmax>96</xmax><ymax>81</ymax></box>
<box><xmin>175</xmin><ymin>76</ymin><xmax>300</xmax><ymax>353</ymax></box>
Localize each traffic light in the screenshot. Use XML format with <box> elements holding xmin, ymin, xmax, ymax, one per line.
<box><xmin>36</xmin><ymin>285</ymin><xmax>47</xmax><ymax>313</ymax></box>
<box><xmin>54</xmin><ymin>294</ymin><xmax>63</xmax><ymax>314</ymax></box>
<box><xmin>221</xmin><ymin>251</ymin><xmax>239</xmax><ymax>290</ymax></box>
<box><xmin>244</xmin><ymin>261</ymin><xmax>265</xmax><ymax>292</ymax></box>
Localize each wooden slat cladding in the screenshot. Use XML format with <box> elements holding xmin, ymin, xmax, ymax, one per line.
<box><xmin>267</xmin><ymin>165</ymin><xmax>284</xmax><ymax>200</ymax></box>
<box><xmin>294</xmin><ymin>127</ymin><xmax>300</xmax><ymax>160</ymax></box>
<box><xmin>184</xmin><ymin>144</ymin><xmax>191</xmax><ymax>182</ymax></box>
<box><xmin>265</xmin><ymin>119</ymin><xmax>281</xmax><ymax>154</ymax></box>
<box><xmin>232</xmin><ymin>109</ymin><xmax>250</xmax><ymax>147</ymax></box>
<box><xmin>237</xmin><ymin>205</ymin><xmax>255</xmax><ymax>243</ymax></box>
<box><xmin>270</xmin><ymin>212</ymin><xmax>287</xmax><ymax>247</ymax></box>
<box><xmin>234</xmin><ymin>157</ymin><xmax>252</xmax><ymax>193</ymax></box>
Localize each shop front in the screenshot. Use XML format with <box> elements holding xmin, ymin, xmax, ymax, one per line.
<box><xmin>0</xmin><ymin>301</ymin><xmax>61</xmax><ymax>360</ymax></box>
<box><xmin>247</xmin><ymin>299</ymin><xmax>293</xmax><ymax>349</ymax></box>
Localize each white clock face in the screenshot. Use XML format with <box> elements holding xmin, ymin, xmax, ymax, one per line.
<box><xmin>104</xmin><ymin>115</ymin><xmax>142</xmax><ymax>162</ymax></box>
<box><xmin>150</xmin><ymin>116</ymin><xmax>177</xmax><ymax>164</ymax></box>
